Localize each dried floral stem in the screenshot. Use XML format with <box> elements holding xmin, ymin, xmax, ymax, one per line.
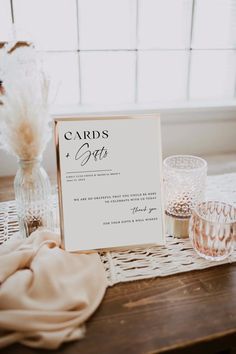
<box><xmin>0</xmin><ymin>46</ymin><xmax>51</xmax><ymax>162</ymax></box>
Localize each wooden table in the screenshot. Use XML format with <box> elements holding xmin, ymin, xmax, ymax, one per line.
<box><xmin>0</xmin><ymin>176</ymin><xmax>236</xmax><ymax>354</ymax></box>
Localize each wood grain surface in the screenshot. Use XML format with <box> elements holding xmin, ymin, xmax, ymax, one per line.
<box><xmin>0</xmin><ymin>176</ymin><xmax>235</xmax><ymax>354</ymax></box>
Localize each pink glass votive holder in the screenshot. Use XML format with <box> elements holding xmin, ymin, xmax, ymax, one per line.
<box><xmin>189</xmin><ymin>201</ymin><xmax>236</xmax><ymax>261</ymax></box>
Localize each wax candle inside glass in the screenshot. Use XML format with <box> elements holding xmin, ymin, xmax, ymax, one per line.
<box><xmin>163</xmin><ymin>155</ymin><xmax>207</xmax><ymax>238</ymax></box>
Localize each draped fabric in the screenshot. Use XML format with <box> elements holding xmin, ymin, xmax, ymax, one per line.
<box><xmin>0</xmin><ymin>230</ymin><xmax>107</xmax><ymax>349</ymax></box>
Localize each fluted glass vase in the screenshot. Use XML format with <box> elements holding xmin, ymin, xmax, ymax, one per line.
<box><xmin>14</xmin><ymin>158</ymin><xmax>53</xmax><ymax>238</ymax></box>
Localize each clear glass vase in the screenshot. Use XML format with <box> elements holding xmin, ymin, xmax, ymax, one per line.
<box><xmin>14</xmin><ymin>158</ymin><xmax>53</xmax><ymax>238</ymax></box>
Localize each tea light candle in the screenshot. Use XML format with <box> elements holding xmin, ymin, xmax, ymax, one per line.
<box><xmin>165</xmin><ymin>199</ymin><xmax>191</xmax><ymax>238</ymax></box>
<box><xmin>165</xmin><ymin>213</ymin><xmax>190</xmax><ymax>238</ymax></box>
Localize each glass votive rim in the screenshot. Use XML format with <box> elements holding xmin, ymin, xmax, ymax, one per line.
<box><xmin>163</xmin><ymin>155</ymin><xmax>207</xmax><ymax>173</ymax></box>
<box><xmin>192</xmin><ymin>200</ymin><xmax>236</xmax><ymax>225</ymax></box>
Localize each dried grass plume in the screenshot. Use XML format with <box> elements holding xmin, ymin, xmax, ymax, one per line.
<box><xmin>0</xmin><ymin>45</ymin><xmax>51</xmax><ymax>160</ymax></box>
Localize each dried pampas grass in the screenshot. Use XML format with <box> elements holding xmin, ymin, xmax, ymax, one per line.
<box><xmin>0</xmin><ymin>45</ymin><xmax>51</xmax><ymax>160</ymax></box>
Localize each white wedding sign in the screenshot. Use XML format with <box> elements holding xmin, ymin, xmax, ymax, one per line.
<box><xmin>54</xmin><ymin>114</ymin><xmax>165</xmax><ymax>251</ymax></box>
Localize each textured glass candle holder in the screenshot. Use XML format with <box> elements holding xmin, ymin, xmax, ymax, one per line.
<box><xmin>189</xmin><ymin>201</ymin><xmax>236</xmax><ymax>261</ymax></box>
<box><xmin>163</xmin><ymin>155</ymin><xmax>207</xmax><ymax>238</ymax></box>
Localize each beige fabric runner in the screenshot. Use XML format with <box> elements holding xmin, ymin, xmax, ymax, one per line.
<box><xmin>0</xmin><ymin>229</ymin><xmax>108</xmax><ymax>349</ymax></box>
